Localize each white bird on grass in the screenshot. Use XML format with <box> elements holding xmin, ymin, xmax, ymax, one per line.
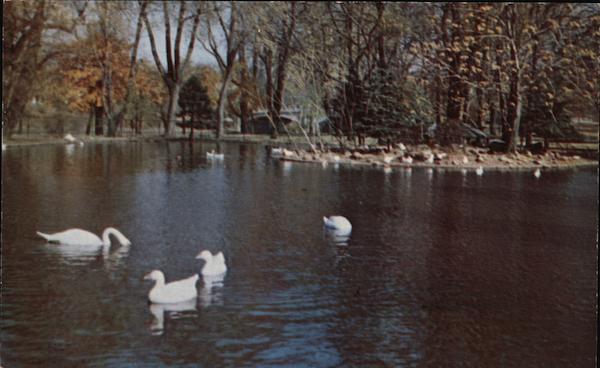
<box><xmin>196</xmin><ymin>250</ymin><xmax>227</xmax><ymax>276</ymax></box>
<box><xmin>36</xmin><ymin>227</ymin><xmax>131</xmax><ymax>254</ymax></box>
<box><xmin>144</xmin><ymin>270</ymin><xmax>199</xmax><ymax>304</ymax></box>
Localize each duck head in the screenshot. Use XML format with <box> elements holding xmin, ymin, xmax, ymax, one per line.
<box><xmin>195</xmin><ymin>250</ymin><xmax>212</xmax><ymax>262</ymax></box>
<box><xmin>143</xmin><ymin>270</ymin><xmax>165</xmax><ymax>283</ymax></box>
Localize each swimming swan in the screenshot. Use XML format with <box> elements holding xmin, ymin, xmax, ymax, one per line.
<box><xmin>196</xmin><ymin>250</ymin><xmax>227</xmax><ymax>276</ymax></box>
<box><xmin>144</xmin><ymin>270</ymin><xmax>199</xmax><ymax>304</ymax></box>
<box><xmin>207</xmin><ymin>150</ymin><xmax>224</xmax><ymax>159</ymax></box>
<box><xmin>323</xmin><ymin>216</ymin><xmax>352</xmax><ymax>236</ymax></box>
<box><xmin>36</xmin><ymin>227</ymin><xmax>131</xmax><ymax>253</ymax></box>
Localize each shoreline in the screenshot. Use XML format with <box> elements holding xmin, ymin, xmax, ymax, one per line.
<box><xmin>3</xmin><ymin>133</ymin><xmax>598</xmax><ymax>170</ymax></box>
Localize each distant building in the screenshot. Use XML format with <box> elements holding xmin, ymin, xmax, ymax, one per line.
<box><xmin>248</xmin><ymin>109</ymin><xmax>301</xmax><ymax>135</ymax></box>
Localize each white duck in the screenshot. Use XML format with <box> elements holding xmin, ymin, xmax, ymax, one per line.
<box><xmin>270</xmin><ymin>147</ymin><xmax>284</xmax><ymax>156</ymax></box>
<box><xmin>64</xmin><ymin>134</ymin><xmax>84</xmax><ymax>146</ymax></box>
<box><xmin>206</xmin><ymin>150</ymin><xmax>224</xmax><ymax>159</ymax></box>
<box><xmin>36</xmin><ymin>227</ymin><xmax>131</xmax><ymax>253</ymax></box>
<box><xmin>476</xmin><ymin>166</ymin><xmax>484</xmax><ymax>176</ymax></box>
<box><xmin>144</xmin><ymin>270</ymin><xmax>199</xmax><ymax>304</ymax></box>
<box><xmin>402</xmin><ymin>155</ymin><xmax>413</xmax><ymax>164</ymax></box>
<box><xmin>323</xmin><ymin>216</ymin><xmax>352</xmax><ymax>236</ymax></box>
<box><xmin>533</xmin><ymin>168</ymin><xmax>541</xmax><ymax>178</ymax></box>
<box><xmin>196</xmin><ymin>250</ymin><xmax>227</xmax><ymax>276</ymax></box>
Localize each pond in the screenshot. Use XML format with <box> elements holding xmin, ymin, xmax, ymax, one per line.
<box><xmin>1</xmin><ymin>141</ymin><xmax>597</xmax><ymax>367</ymax></box>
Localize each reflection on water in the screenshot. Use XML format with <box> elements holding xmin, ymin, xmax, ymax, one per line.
<box><xmin>199</xmin><ymin>273</ymin><xmax>225</xmax><ymax>308</ymax></box>
<box><xmin>324</xmin><ymin>228</ymin><xmax>351</xmax><ymax>246</ymax></box>
<box><xmin>44</xmin><ymin>242</ymin><xmax>130</xmax><ymax>268</ymax></box>
<box><xmin>1</xmin><ymin>141</ymin><xmax>597</xmax><ymax>367</ymax></box>
<box><xmin>149</xmin><ymin>299</ymin><xmax>197</xmax><ymax>336</ymax></box>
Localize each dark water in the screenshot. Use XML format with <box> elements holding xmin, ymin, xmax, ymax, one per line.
<box><xmin>1</xmin><ymin>141</ymin><xmax>597</xmax><ymax>367</ymax></box>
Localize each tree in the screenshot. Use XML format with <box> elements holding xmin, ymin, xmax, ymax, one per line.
<box><xmin>178</xmin><ymin>75</ymin><xmax>214</xmax><ymax>140</ymax></box>
<box><xmin>3</xmin><ymin>0</ymin><xmax>86</xmax><ymax>136</ymax></box>
<box><xmin>143</xmin><ymin>1</ymin><xmax>202</xmax><ymax>137</ymax></box>
<box><xmin>200</xmin><ymin>1</ymin><xmax>246</xmax><ymax>139</ymax></box>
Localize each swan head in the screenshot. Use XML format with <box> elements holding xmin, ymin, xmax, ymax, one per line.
<box><xmin>143</xmin><ymin>270</ymin><xmax>165</xmax><ymax>282</ymax></box>
<box><xmin>195</xmin><ymin>250</ymin><xmax>212</xmax><ymax>262</ymax></box>
<box><xmin>102</xmin><ymin>227</ymin><xmax>131</xmax><ymax>247</ymax></box>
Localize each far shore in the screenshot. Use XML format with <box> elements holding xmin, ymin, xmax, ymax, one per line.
<box><xmin>3</xmin><ymin>131</ymin><xmax>598</xmax><ymax>170</ymax></box>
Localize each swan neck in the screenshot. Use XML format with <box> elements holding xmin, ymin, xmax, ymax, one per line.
<box><xmin>102</xmin><ymin>227</ymin><xmax>129</xmax><ymax>247</ymax></box>
<box><xmin>102</xmin><ymin>228</ymin><xmax>113</xmax><ymax>247</ymax></box>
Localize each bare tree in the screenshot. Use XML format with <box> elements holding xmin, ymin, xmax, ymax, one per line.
<box><xmin>200</xmin><ymin>1</ymin><xmax>245</xmax><ymax>139</ymax></box>
<box><xmin>142</xmin><ymin>0</ymin><xmax>202</xmax><ymax>137</ymax></box>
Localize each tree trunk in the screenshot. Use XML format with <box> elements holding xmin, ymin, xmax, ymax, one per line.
<box><xmin>95</xmin><ymin>105</ymin><xmax>105</xmax><ymax>136</ymax></box>
<box><xmin>505</xmin><ymin>72</ymin><xmax>522</xmax><ymax>152</ymax></box>
<box><xmin>86</xmin><ymin>106</ymin><xmax>94</xmax><ymax>135</ymax></box>
<box><xmin>164</xmin><ymin>83</ymin><xmax>180</xmax><ymax>137</ymax></box>
<box><xmin>239</xmin><ymin>47</ymin><xmax>250</xmax><ymax>134</ymax></box>
<box><xmin>489</xmin><ymin>101</ymin><xmax>496</xmax><ymax>136</ymax></box>
<box><xmin>216</xmin><ymin>69</ymin><xmax>233</xmax><ymax>139</ymax></box>
<box><xmin>262</xmin><ymin>47</ymin><xmax>276</xmax><ymax>138</ymax></box>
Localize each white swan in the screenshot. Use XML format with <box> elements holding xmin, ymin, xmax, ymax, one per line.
<box><xmin>534</xmin><ymin>168</ymin><xmax>541</xmax><ymax>178</ymax></box>
<box><xmin>323</xmin><ymin>216</ymin><xmax>352</xmax><ymax>236</ymax></box>
<box><xmin>144</xmin><ymin>270</ymin><xmax>199</xmax><ymax>304</ymax></box>
<box><xmin>36</xmin><ymin>227</ymin><xmax>131</xmax><ymax>253</ymax></box>
<box><xmin>206</xmin><ymin>150</ymin><xmax>224</xmax><ymax>159</ymax></box>
<box><xmin>476</xmin><ymin>166</ymin><xmax>484</xmax><ymax>176</ymax></box>
<box><xmin>196</xmin><ymin>250</ymin><xmax>227</xmax><ymax>276</ymax></box>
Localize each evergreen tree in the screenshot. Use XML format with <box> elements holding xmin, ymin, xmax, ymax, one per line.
<box><xmin>178</xmin><ymin>75</ymin><xmax>214</xmax><ymax>139</ymax></box>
